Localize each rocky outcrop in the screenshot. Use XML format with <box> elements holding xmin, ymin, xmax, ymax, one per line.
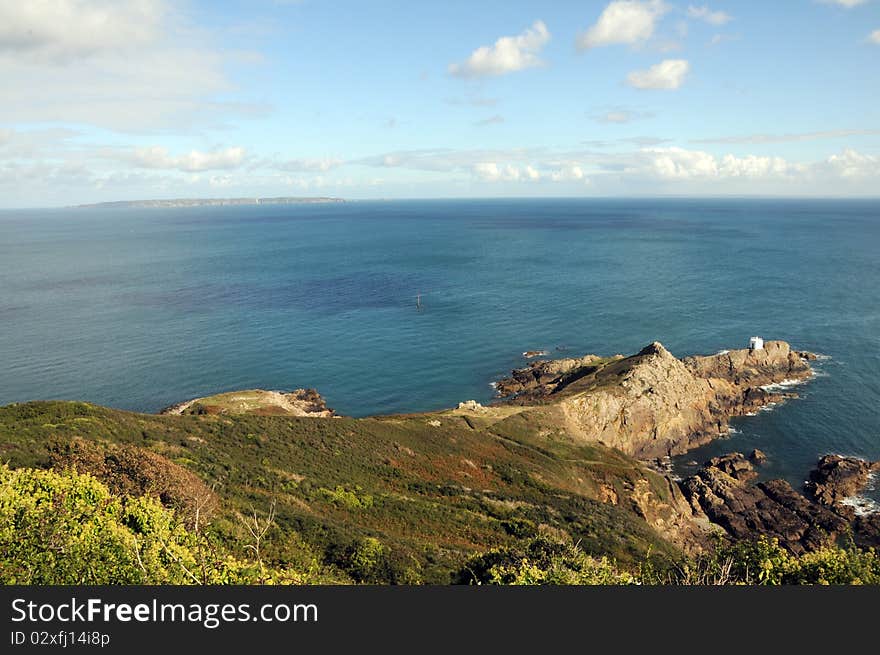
<box><xmin>681</xmin><ymin>456</ymin><xmax>849</xmax><ymax>554</ymax></box>
<box><xmin>495</xmin><ymin>340</ymin><xmax>815</xmax><ymax>459</ymax></box>
<box><xmin>704</xmin><ymin>453</ymin><xmax>758</xmax><ymax>481</ymax></box>
<box><xmin>681</xmin><ymin>453</ymin><xmax>880</xmax><ymax>554</ymax></box>
<box><xmin>805</xmin><ymin>454</ymin><xmax>880</xmax><ymax>508</ymax></box>
<box><xmin>161</xmin><ymin>388</ymin><xmax>334</xmax><ymax>417</ymax></box>
<box><xmin>748</xmin><ymin>449</ymin><xmax>767</xmax><ymax>464</ymax></box>
<box><xmin>493</xmin><ymin>354</ymin><xmax>616</xmax><ymax>399</ymax></box>
<box><xmin>682</xmin><ymin>340</ymin><xmax>812</xmax><ymax>387</ymax></box>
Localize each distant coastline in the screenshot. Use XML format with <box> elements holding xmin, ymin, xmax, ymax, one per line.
<box><xmin>74</xmin><ymin>196</ymin><xmax>345</xmax><ymax>209</ymax></box>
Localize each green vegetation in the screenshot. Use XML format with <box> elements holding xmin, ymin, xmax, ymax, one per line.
<box><xmin>0</xmin><ymin>465</ymin><xmax>328</xmax><ymax>584</ymax></box>
<box><xmin>3</xmin><ymin>399</ymin><xmax>876</xmax><ymax>585</ymax></box>
<box><xmin>0</xmin><ymin>400</ymin><xmax>681</xmax><ymax>583</ymax></box>
<box><xmin>457</xmin><ymin>536</ymin><xmax>880</xmax><ymax>585</ymax></box>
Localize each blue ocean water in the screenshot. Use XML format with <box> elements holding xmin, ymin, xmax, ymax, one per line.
<box><xmin>1</xmin><ymin>199</ymin><xmax>878</xmax><ymax>497</ymax></box>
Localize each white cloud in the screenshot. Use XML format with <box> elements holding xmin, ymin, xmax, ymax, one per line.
<box><xmin>549</xmin><ymin>164</ymin><xmax>587</xmax><ymax>182</ymax></box>
<box><xmin>131</xmin><ymin>146</ymin><xmax>247</xmax><ymax>172</ymax></box>
<box><xmin>820</xmin><ymin>0</ymin><xmax>868</xmax><ymax>8</ymax></box>
<box><xmin>449</xmin><ymin>21</ymin><xmax>550</xmax><ymax>78</ymax></box>
<box><xmin>686</xmin><ymin>5</ymin><xmax>732</xmax><ymax>25</ymax></box>
<box><xmin>869</xmin><ymin>29</ymin><xmax>880</xmax><ymax>44</ymax></box>
<box><xmin>472</xmin><ymin>161</ymin><xmax>584</xmax><ymax>183</ymax></box>
<box><xmin>0</xmin><ymin>0</ymin><xmax>165</xmax><ymax>62</ymax></box>
<box><xmin>642</xmin><ymin>147</ymin><xmax>798</xmax><ymax>180</ymax></box>
<box><xmin>825</xmin><ymin>148</ymin><xmax>879</xmax><ymax>177</ymax></box>
<box><xmin>0</xmin><ymin>1</ymin><xmax>257</xmax><ymax>131</ymax></box>
<box><xmin>626</xmin><ymin>59</ymin><xmax>689</xmax><ymax>89</ymax></box>
<box><xmin>473</xmin><ymin>162</ymin><xmax>524</xmax><ymax>181</ymax></box>
<box><xmin>719</xmin><ymin>154</ymin><xmax>792</xmax><ymax>177</ymax></box>
<box><xmin>644</xmin><ymin>146</ymin><xmax>718</xmax><ymax>178</ymax></box>
<box><xmin>577</xmin><ymin>1</ymin><xmax>669</xmax><ymax>50</ymax></box>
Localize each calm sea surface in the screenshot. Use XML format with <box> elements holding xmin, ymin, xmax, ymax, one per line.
<box><xmin>1</xmin><ymin>199</ymin><xmax>878</xmax><ymax>498</ymax></box>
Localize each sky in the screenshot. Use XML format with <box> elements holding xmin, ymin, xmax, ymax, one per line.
<box><xmin>0</xmin><ymin>0</ymin><xmax>879</xmax><ymax>207</ymax></box>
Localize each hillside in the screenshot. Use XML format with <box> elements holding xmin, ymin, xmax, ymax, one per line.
<box><xmin>0</xmin><ymin>399</ymin><xmax>690</xmax><ymax>583</ymax></box>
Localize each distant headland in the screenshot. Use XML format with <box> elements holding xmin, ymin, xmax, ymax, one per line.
<box><xmin>74</xmin><ymin>196</ymin><xmax>345</xmax><ymax>209</ymax></box>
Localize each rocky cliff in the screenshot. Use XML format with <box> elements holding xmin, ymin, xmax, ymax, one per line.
<box><xmin>495</xmin><ymin>340</ymin><xmax>815</xmax><ymax>459</ymax></box>
<box><xmin>682</xmin><ymin>453</ymin><xmax>880</xmax><ymax>553</ymax></box>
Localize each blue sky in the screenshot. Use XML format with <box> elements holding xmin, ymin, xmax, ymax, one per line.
<box><xmin>1</xmin><ymin>0</ymin><xmax>879</xmax><ymax>206</ymax></box>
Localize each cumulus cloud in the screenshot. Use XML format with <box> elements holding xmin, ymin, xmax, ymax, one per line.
<box><xmin>626</xmin><ymin>59</ymin><xmax>689</xmax><ymax>89</ymax></box>
<box><xmin>131</xmin><ymin>146</ymin><xmax>247</xmax><ymax>172</ymax></box>
<box><xmin>719</xmin><ymin>154</ymin><xmax>793</xmax><ymax>177</ymax></box>
<box><xmin>825</xmin><ymin>148</ymin><xmax>879</xmax><ymax>177</ymax></box>
<box><xmin>549</xmin><ymin>164</ymin><xmax>587</xmax><ymax>182</ymax></box>
<box><xmin>641</xmin><ymin>146</ymin><xmax>802</xmax><ymax>180</ymax></box>
<box><xmin>473</xmin><ymin>162</ymin><xmax>524</xmax><ymax>181</ymax></box>
<box><xmin>869</xmin><ymin>29</ymin><xmax>880</xmax><ymax>44</ymax></box>
<box><xmin>577</xmin><ymin>0</ymin><xmax>668</xmax><ymax>50</ymax></box>
<box><xmin>686</xmin><ymin>5</ymin><xmax>732</xmax><ymax>25</ymax></box>
<box><xmin>644</xmin><ymin>146</ymin><xmax>718</xmax><ymax>178</ymax></box>
<box><xmin>472</xmin><ymin>162</ymin><xmax>584</xmax><ymax>183</ymax></box>
<box><xmin>449</xmin><ymin>21</ymin><xmax>550</xmax><ymax>78</ymax></box>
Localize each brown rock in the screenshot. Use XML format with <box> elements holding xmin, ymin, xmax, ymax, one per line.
<box><xmin>749</xmin><ymin>449</ymin><xmax>768</xmax><ymax>464</ymax></box>
<box><xmin>680</xmin><ymin>455</ymin><xmax>849</xmax><ymax>554</ymax></box>
<box><xmin>705</xmin><ymin>453</ymin><xmax>758</xmax><ymax>481</ymax></box>
<box><xmin>805</xmin><ymin>454</ymin><xmax>880</xmax><ymax>507</ymax></box>
<box><xmin>854</xmin><ymin>513</ymin><xmax>880</xmax><ymax>548</ymax></box>
<box><xmin>495</xmin><ymin>339</ymin><xmax>814</xmax><ymax>459</ymax></box>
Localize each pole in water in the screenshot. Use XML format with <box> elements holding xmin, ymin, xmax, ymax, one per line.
<box><xmin>416</xmin><ymin>293</ymin><xmax>422</xmax><ymax>310</ymax></box>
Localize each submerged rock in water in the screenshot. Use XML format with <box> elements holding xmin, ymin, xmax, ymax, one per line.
<box><xmin>804</xmin><ymin>454</ymin><xmax>880</xmax><ymax>508</ymax></box>
<box><xmin>748</xmin><ymin>449</ymin><xmax>768</xmax><ymax>464</ymax></box>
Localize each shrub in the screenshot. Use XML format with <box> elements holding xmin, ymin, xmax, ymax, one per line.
<box><xmin>454</xmin><ymin>537</ymin><xmax>636</xmax><ymax>585</ymax></box>
<box><xmin>47</xmin><ymin>439</ymin><xmax>218</xmax><ymax>527</ymax></box>
<box><xmin>0</xmin><ymin>465</ymin><xmax>320</xmax><ymax>585</ymax></box>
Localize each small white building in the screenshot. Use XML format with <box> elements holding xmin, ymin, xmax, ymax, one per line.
<box><xmin>749</xmin><ymin>336</ymin><xmax>764</xmax><ymax>351</ymax></box>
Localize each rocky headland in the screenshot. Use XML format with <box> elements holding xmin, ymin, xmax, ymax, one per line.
<box><xmin>161</xmin><ymin>388</ymin><xmax>334</xmax><ymax>417</ymax></box>
<box><xmin>494</xmin><ymin>339</ymin><xmax>814</xmax><ymax>459</ymax></box>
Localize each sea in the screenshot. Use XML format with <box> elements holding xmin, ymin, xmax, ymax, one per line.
<box><xmin>1</xmin><ymin>198</ymin><xmax>878</xmax><ymax>503</ymax></box>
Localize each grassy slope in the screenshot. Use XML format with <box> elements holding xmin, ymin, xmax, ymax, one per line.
<box><xmin>0</xmin><ymin>400</ymin><xmax>682</xmax><ymax>583</ymax></box>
